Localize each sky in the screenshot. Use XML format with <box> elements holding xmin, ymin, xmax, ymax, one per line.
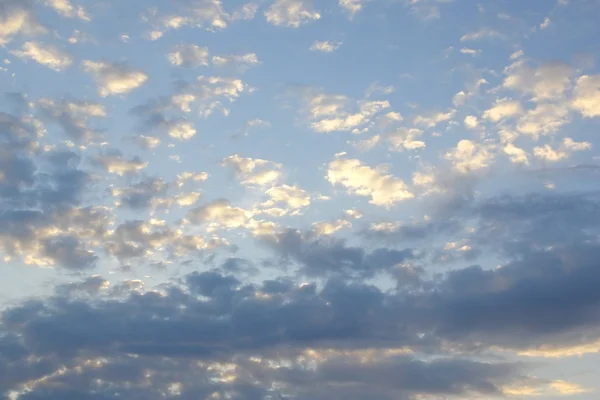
<box><xmin>1</xmin><ymin>0</ymin><xmax>600</xmax><ymax>398</ymax></box>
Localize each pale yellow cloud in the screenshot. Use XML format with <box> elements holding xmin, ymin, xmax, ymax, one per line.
<box><xmin>12</xmin><ymin>41</ymin><xmax>72</xmax><ymax>71</ymax></box>
<box><xmin>265</xmin><ymin>0</ymin><xmax>321</xmax><ymax>27</ymax></box>
<box><xmin>310</xmin><ymin>40</ymin><xmax>342</xmax><ymax>53</ymax></box>
<box><xmin>327</xmin><ymin>155</ymin><xmax>413</xmax><ymax>206</ymax></box>
<box><xmin>445</xmin><ymin>140</ymin><xmax>494</xmax><ymax>173</ymax></box>
<box><xmin>82</xmin><ymin>60</ymin><xmax>148</xmax><ymax>97</ymax></box>
<box><xmin>572</xmin><ymin>75</ymin><xmax>600</xmax><ymax>117</ymax></box>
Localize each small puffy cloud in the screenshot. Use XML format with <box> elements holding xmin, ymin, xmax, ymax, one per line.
<box><xmin>327</xmin><ymin>155</ymin><xmax>413</xmax><ymax>206</ymax></box>
<box><xmin>312</xmin><ymin>219</ymin><xmax>352</xmax><ymax>235</ymax></box>
<box><xmin>413</xmin><ymin>109</ymin><xmax>455</xmax><ymax>128</ymax></box>
<box><xmin>503</xmin><ymin>143</ymin><xmax>529</xmax><ymax>165</ymax></box>
<box><xmin>221</xmin><ymin>154</ymin><xmax>282</xmax><ymax>187</ymax></box>
<box><xmin>516</xmin><ymin>103</ymin><xmax>570</xmax><ymax>138</ymax></box>
<box><xmin>12</xmin><ymin>41</ymin><xmax>72</xmax><ymax>71</ymax></box>
<box><xmin>168</xmin><ymin>44</ymin><xmax>209</xmax><ymax>68</ymax></box>
<box><xmin>351</xmin><ymin>134</ymin><xmax>380</xmax><ymax>151</ymax></box>
<box><xmin>82</xmin><ymin>60</ymin><xmax>148</xmax><ymax>97</ymax></box>
<box><xmin>388</xmin><ymin>128</ymin><xmax>425</xmax><ymax>151</ymax></box>
<box><xmin>460</xmin><ymin>47</ymin><xmax>481</xmax><ymax>56</ymax></box>
<box><xmin>259</xmin><ymin>184</ymin><xmax>311</xmax><ymax>216</ymax></box>
<box><xmin>445</xmin><ymin>139</ymin><xmax>494</xmax><ymax>173</ymax></box>
<box><xmin>310</xmin><ymin>40</ymin><xmax>342</xmax><ymax>53</ymax></box>
<box><xmin>93</xmin><ymin>153</ymin><xmax>148</xmax><ymax>176</ymax></box>
<box><xmin>307</xmin><ymin>92</ymin><xmax>390</xmax><ymax>133</ymax></box>
<box><xmin>45</xmin><ymin>0</ymin><xmax>90</xmax><ymax>21</ymax></box>
<box><xmin>460</xmin><ymin>28</ymin><xmax>502</xmax><ymax>42</ymax></box>
<box><xmin>572</xmin><ymin>75</ymin><xmax>600</xmax><ymax>117</ymax></box>
<box><xmin>540</xmin><ymin>17</ymin><xmax>551</xmax><ymax>30</ymax></box>
<box><xmin>231</xmin><ymin>3</ymin><xmax>259</xmax><ymax>20</ymax></box>
<box><xmin>483</xmin><ymin>98</ymin><xmax>523</xmax><ymax>122</ymax></box>
<box><xmin>0</xmin><ymin>2</ymin><xmax>46</xmax><ymax>45</ymax></box>
<box><xmin>265</xmin><ymin>0</ymin><xmax>321</xmax><ymax>28</ymax></box>
<box><xmin>187</xmin><ymin>199</ymin><xmax>251</xmax><ymax>231</ymax></box>
<box><xmin>504</xmin><ymin>61</ymin><xmax>572</xmax><ymax>102</ymax></box>
<box><xmin>133</xmin><ymin>135</ymin><xmax>161</xmax><ymax>149</ymax></box>
<box><xmin>166</xmin><ymin>120</ymin><xmax>197</xmax><ymax>140</ymax></box>
<box><xmin>464</xmin><ymin>115</ymin><xmax>479</xmax><ymax>129</ymax></box>
<box><xmin>339</xmin><ymin>0</ymin><xmax>365</xmax><ymax>17</ymax></box>
<box><xmin>533</xmin><ymin>137</ymin><xmax>591</xmax><ymax>162</ymax></box>
<box><xmin>212</xmin><ymin>52</ymin><xmax>259</xmax><ymax>67</ymax></box>
<box><xmin>195</xmin><ymin>75</ymin><xmax>249</xmax><ymax>116</ymax></box>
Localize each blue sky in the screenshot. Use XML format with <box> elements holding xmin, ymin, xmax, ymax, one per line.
<box><xmin>1</xmin><ymin>0</ymin><xmax>600</xmax><ymax>398</ymax></box>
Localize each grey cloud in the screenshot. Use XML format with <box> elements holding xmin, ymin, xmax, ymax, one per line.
<box><xmin>264</xmin><ymin>228</ymin><xmax>416</xmax><ymax>278</ymax></box>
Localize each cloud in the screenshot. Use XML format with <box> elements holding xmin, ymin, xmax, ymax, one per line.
<box><xmin>221</xmin><ymin>154</ymin><xmax>282</xmax><ymax>187</ymax></box>
<box><xmin>187</xmin><ymin>199</ymin><xmax>251</xmax><ymax>231</ymax></box>
<box><xmin>258</xmin><ymin>185</ymin><xmax>311</xmax><ymax>216</ymax></box>
<box><xmin>460</xmin><ymin>28</ymin><xmax>502</xmax><ymax>42</ymax></box>
<box><xmin>44</xmin><ymin>0</ymin><xmax>90</xmax><ymax>21</ymax></box>
<box><xmin>310</xmin><ymin>40</ymin><xmax>342</xmax><ymax>53</ymax></box>
<box><xmin>0</xmin><ymin>1</ymin><xmax>46</xmax><ymax>45</ymax></box>
<box><xmin>12</xmin><ymin>41</ymin><xmax>72</xmax><ymax>71</ymax></box>
<box><xmin>92</xmin><ymin>151</ymin><xmax>148</xmax><ymax>176</ymax></box>
<box><xmin>304</xmin><ymin>91</ymin><xmax>390</xmax><ymax>133</ymax></box>
<box><xmin>82</xmin><ymin>60</ymin><xmax>148</xmax><ymax>97</ymax></box>
<box><xmin>37</xmin><ymin>98</ymin><xmax>106</xmax><ymax>140</ymax></box>
<box><xmin>444</xmin><ymin>140</ymin><xmax>494</xmax><ymax>173</ymax></box>
<box><xmin>168</xmin><ymin>44</ymin><xmax>209</xmax><ymax>67</ymax></box>
<box><xmin>388</xmin><ymin>128</ymin><xmax>425</xmax><ymax>151</ymax></box>
<box><xmin>338</xmin><ymin>0</ymin><xmax>366</xmax><ymax>17</ymax></box>
<box><xmin>483</xmin><ymin>98</ymin><xmax>523</xmax><ymax>122</ymax></box>
<box><xmin>265</xmin><ymin>0</ymin><xmax>321</xmax><ymax>27</ymax></box>
<box><xmin>212</xmin><ymin>52</ymin><xmax>260</xmax><ymax>68</ymax></box>
<box><xmin>572</xmin><ymin>74</ymin><xmax>600</xmax><ymax>117</ymax></box>
<box><xmin>533</xmin><ymin>137</ymin><xmax>591</xmax><ymax>162</ymax></box>
<box><xmin>327</xmin><ymin>155</ymin><xmax>413</xmax><ymax>206</ymax></box>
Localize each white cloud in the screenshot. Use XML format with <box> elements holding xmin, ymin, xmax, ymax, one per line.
<box><xmin>351</xmin><ymin>134</ymin><xmax>381</xmax><ymax>151</ymax></box>
<box><xmin>168</xmin><ymin>44</ymin><xmax>209</xmax><ymax>68</ymax></box>
<box><xmin>93</xmin><ymin>154</ymin><xmax>148</xmax><ymax>176</ymax></box>
<box><xmin>464</xmin><ymin>115</ymin><xmax>479</xmax><ymax>129</ymax></box>
<box><xmin>45</xmin><ymin>0</ymin><xmax>90</xmax><ymax>21</ymax></box>
<box><xmin>82</xmin><ymin>60</ymin><xmax>148</xmax><ymax>97</ymax></box>
<box><xmin>167</xmin><ymin>120</ymin><xmax>197</xmax><ymax>140</ymax></box>
<box><xmin>413</xmin><ymin>109</ymin><xmax>455</xmax><ymax>128</ymax></box>
<box><xmin>259</xmin><ymin>185</ymin><xmax>311</xmax><ymax>216</ymax></box>
<box><xmin>134</xmin><ymin>135</ymin><xmax>161</xmax><ymax>149</ymax></box>
<box><xmin>516</xmin><ymin>103</ymin><xmax>570</xmax><ymax>138</ymax></box>
<box><xmin>460</xmin><ymin>47</ymin><xmax>481</xmax><ymax>56</ymax></box>
<box><xmin>503</xmin><ymin>143</ymin><xmax>529</xmax><ymax>165</ymax></box>
<box><xmin>231</xmin><ymin>3</ymin><xmax>259</xmax><ymax>21</ymax></box>
<box><xmin>307</xmin><ymin>93</ymin><xmax>390</xmax><ymax>133</ymax></box>
<box><xmin>187</xmin><ymin>199</ymin><xmax>251</xmax><ymax>231</ymax></box>
<box><xmin>445</xmin><ymin>139</ymin><xmax>493</xmax><ymax>173</ymax></box>
<box><xmin>388</xmin><ymin>128</ymin><xmax>425</xmax><ymax>151</ymax></box>
<box><xmin>0</xmin><ymin>4</ymin><xmax>46</xmax><ymax>45</ymax></box>
<box><xmin>265</xmin><ymin>0</ymin><xmax>321</xmax><ymax>28</ymax></box>
<box><xmin>312</xmin><ymin>219</ymin><xmax>352</xmax><ymax>235</ymax></box>
<box><xmin>221</xmin><ymin>154</ymin><xmax>282</xmax><ymax>187</ymax></box>
<box><xmin>503</xmin><ymin>60</ymin><xmax>572</xmax><ymax>102</ymax></box>
<box><xmin>483</xmin><ymin>98</ymin><xmax>523</xmax><ymax>122</ymax></box>
<box><xmin>212</xmin><ymin>52</ymin><xmax>259</xmax><ymax>67</ymax></box>
<box><xmin>339</xmin><ymin>0</ymin><xmax>366</xmax><ymax>17</ymax></box>
<box><xmin>12</xmin><ymin>42</ymin><xmax>72</xmax><ymax>71</ymax></box>
<box><xmin>310</xmin><ymin>40</ymin><xmax>342</xmax><ymax>53</ymax></box>
<box><xmin>572</xmin><ymin>75</ymin><xmax>600</xmax><ymax>117</ymax></box>
<box><xmin>533</xmin><ymin>137</ymin><xmax>591</xmax><ymax>162</ymax></box>
<box><xmin>327</xmin><ymin>156</ymin><xmax>413</xmax><ymax>206</ymax></box>
<box><xmin>460</xmin><ymin>28</ymin><xmax>501</xmax><ymax>42</ymax></box>
<box><xmin>540</xmin><ymin>17</ymin><xmax>551</xmax><ymax>30</ymax></box>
